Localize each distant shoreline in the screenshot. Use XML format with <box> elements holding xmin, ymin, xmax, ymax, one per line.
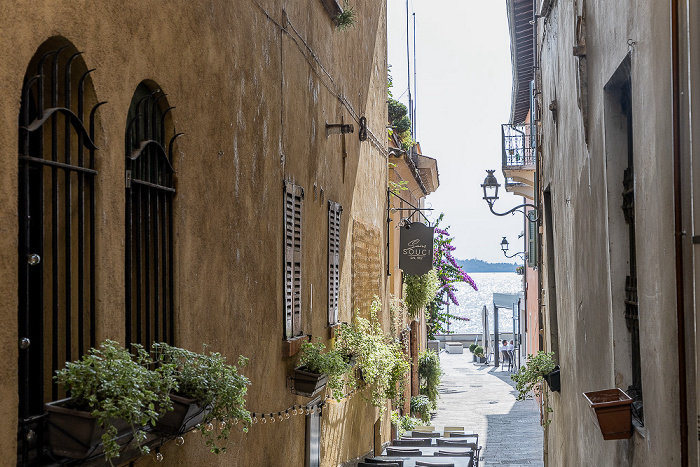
<box><xmin>456</xmin><ymin>258</ymin><xmax>519</xmax><ymax>273</ymax></box>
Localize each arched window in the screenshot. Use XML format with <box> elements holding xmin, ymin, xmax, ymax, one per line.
<box><xmin>17</xmin><ymin>39</ymin><xmax>103</xmax><ymax>465</ymax></box>
<box><xmin>125</xmin><ymin>83</ymin><xmax>180</xmax><ymax>350</ymax></box>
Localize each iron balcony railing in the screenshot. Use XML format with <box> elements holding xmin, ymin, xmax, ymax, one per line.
<box><xmin>502</xmin><ymin>124</ymin><xmax>536</xmax><ymax>168</ymax></box>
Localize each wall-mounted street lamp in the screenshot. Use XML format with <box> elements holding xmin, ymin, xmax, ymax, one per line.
<box><xmin>481</xmin><ymin>169</ymin><xmax>539</xmax><ymax>222</ymax></box>
<box><xmin>500</xmin><ymin>237</ymin><xmax>526</xmax><ymax>260</ymax></box>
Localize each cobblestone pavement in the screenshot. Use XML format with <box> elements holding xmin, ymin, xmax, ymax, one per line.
<box><xmin>430</xmin><ymin>351</ymin><xmax>544</xmax><ymax>467</ymax></box>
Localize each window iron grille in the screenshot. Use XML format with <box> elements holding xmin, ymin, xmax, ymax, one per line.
<box><xmin>17</xmin><ymin>44</ymin><xmax>104</xmax><ymax>466</ymax></box>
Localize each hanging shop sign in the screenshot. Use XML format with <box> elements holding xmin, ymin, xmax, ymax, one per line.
<box><xmin>399</xmin><ymin>222</ymin><xmax>435</xmax><ymax>276</ymax></box>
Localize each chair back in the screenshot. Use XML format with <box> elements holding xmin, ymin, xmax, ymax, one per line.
<box><xmin>393</xmin><ymin>438</ymin><xmax>432</xmax><ymax>446</ymax></box>
<box><xmin>413</xmin><ymin>426</ymin><xmax>435</xmax><ymax>432</ymax></box>
<box><xmin>443</xmin><ymin>426</ymin><xmax>465</xmax><ymax>432</ymax></box>
<box><xmin>386</xmin><ymin>447</ymin><xmax>422</xmax><ymax>456</ymax></box>
<box><xmin>435</xmin><ymin>449</ymin><xmax>473</xmax><ymax>457</ymax></box>
<box><xmin>415</xmin><ymin>461</ymin><xmax>455</xmax><ymax>467</ymax></box>
<box><xmin>363</xmin><ymin>459</ymin><xmax>404</xmax><ymax>467</ymax></box>
<box><xmin>409</xmin><ymin>430</ymin><xmax>441</xmax><ymax>438</ymax></box>
<box><xmin>438</xmin><ymin>438</ymin><xmax>477</xmax><ymax>449</ymax></box>
<box><xmin>358</xmin><ymin>463</ymin><xmax>400</xmax><ymax>467</ymax></box>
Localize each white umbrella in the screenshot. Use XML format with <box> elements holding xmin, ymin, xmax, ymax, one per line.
<box><xmin>481</xmin><ymin>305</ymin><xmax>490</xmax><ymax>361</ymax></box>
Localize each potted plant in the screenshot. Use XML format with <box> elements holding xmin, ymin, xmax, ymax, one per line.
<box><xmin>583</xmin><ymin>388</ymin><xmax>633</xmax><ymax>440</ymax></box>
<box><xmin>152</xmin><ymin>343</ymin><xmax>252</xmax><ymax>454</ymax></box>
<box><xmin>474</xmin><ymin>345</ymin><xmax>486</xmax><ymax>363</ymax></box>
<box><xmin>418</xmin><ymin>349</ymin><xmax>442</xmax><ymax>406</ymax></box>
<box><xmin>410</xmin><ymin>395</ymin><xmax>433</xmax><ymax>424</ymax></box>
<box><xmin>335</xmin><ymin>297</ymin><xmax>410</xmax><ymax>408</ymax></box>
<box><xmin>391</xmin><ymin>409</ymin><xmax>421</xmax><ymax>438</ymax></box>
<box><xmin>47</xmin><ymin>340</ymin><xmax>177</xmax><ymax>465</ymax></box>
<box><xmin>403</xmin><ymin>270</ymin><xmax>440</xmax><ymax>319</ymax></box>
<box><xmin>544</xmin><ymin>365</ymin><xmax>561</xmax><ymax>392</ymax></box>
<box><xmin>469</xmin><ymin>343</ymin><xmax>478</xmax><ymax>362</ymax></box>
<box><xmin>295</xmin><ymin>338</ymin><xmax>350</xmax><ymax>399</ymax></box>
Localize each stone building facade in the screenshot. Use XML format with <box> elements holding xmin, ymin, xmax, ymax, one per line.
<box><xmin>1</xmin><ymin>0</ymin><xmax>396</xmax><ymax>465</ymax></box>
<box><xmin>526</xmin><ymin>0</ymin><xmax>700</xmax><ymax>464</ymax></box>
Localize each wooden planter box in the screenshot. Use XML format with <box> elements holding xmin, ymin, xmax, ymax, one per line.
<box><xmin>45</xmin><ymin>398</ymin><xmax>133</xmax><ymax>460</ymax></box>
<box><xmin>293</xmin><ymin>367</ymin><xmax>328</xmax><ymax>397</ymax></box>
<box><xmin>155</xmin><ymin>394</ymin><xmax>207</xmax><ymax>435</ymax></box>
<box><xmin>583</xmin><ymin>388</ymin><xmax>633</xmax><ymax>440</ymax></box>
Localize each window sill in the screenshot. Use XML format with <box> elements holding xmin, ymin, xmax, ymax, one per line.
<box><xmin>283</xmin><ymin>335</ymin><xmax>310</xmax><ymax>357</ymax></box>
<box><xmin>327</xmin><ymin>322</ymin><xmax>343</xmax><ymax>339</ymax></box>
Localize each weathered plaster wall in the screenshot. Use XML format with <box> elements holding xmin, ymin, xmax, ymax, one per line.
<box><xmin>538</xmin><ymin>0</ymin><xmax>692</xmax><ymax>464</ymax></box>
<box><xmin>0</xmin><ymin>0</ymin><xmax>390</xmax><ymax>465</ymax></box>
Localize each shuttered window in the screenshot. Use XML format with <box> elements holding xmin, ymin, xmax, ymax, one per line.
<box><xmin>528</xmin><ymin>215</ymin><xmax>538</xmax><ymax>268</ymax></box>
<box><xmin>284</xmin><ymin>181</ymin><xmax>304</xmax><ymax>338</ymax></box>
<box><xmin>328</xmin><ymin>201</ymin><xmax>343</xmax><ymax>325</ymax></box>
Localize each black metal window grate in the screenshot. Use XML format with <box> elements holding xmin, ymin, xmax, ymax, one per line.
<box><xmin>328</xmin><ymin>201</ymin><xmax>342</xmax><ymax>324</ymax></box>
<box><xmin>284</xmin><ymin>181</ymin><xmax>304</xmax><ymax>338</ymax></box>
<box><xmin>17</xmin><ymin>44</ymin><xmax>103</xmax><ymax>466</ymax></box>
<box><xmin>125</xmin><ymin>84</ymin><xmax>181</xmax><ymax>350</ymax></box>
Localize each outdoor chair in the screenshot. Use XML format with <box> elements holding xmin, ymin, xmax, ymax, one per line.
<box><xmin>413</xmin><ymin>426</ymin><xmax>436</xmax><ymax>432</ymax></box>
<box><xmin>415</xmin><ymin>461</ymin><xmax>455</xmax><ymax>467</ymax></box>
<box><xmin>363</xmin><ymin>458</ymin><xmax>405</xmax><ymax>467</ymax></box>
<box><xmin>386</xmin><ymin>447</ymin><xmax>422</xmax><ymax>456</ymax></box>
<box><xmin>434</xmin><ymin>449</ymin><xmax>473</xmax><ymax>457</ymax></box>
<box><xmin>437</xmin><ymin>437</ymin><xmax>478</xmax><ymax>448</ymax></box>
<box><xmin>358</xmin><ymin>463</ymin><xmax>400</xmax><ymax>467</ymax></box>
<box><xmin>409</xmin><ymin>430</ymin><xmax>440</xmax><ymax>438</ymax></box>
<box><xmin>443</xmin><ymin>426</ymin><xmax>465</xmax><ymax>432</ymax></box>
<box><xmin>393</xmin><ymin>438</ymin><xmax>432</xmax><ymax>446</ymax></box>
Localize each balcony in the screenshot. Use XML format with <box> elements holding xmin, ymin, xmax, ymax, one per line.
<box><xmin>501</xmin><ymin>124</ymin><xmax>535</xmax><ymax>200</ymax></box>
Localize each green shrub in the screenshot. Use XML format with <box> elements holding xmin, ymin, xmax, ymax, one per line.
<box><xmin>469</xmin><ymin>343</ymin><xmax>478</xmax><ymax>353</ymax></box>
<box><xmin>388</xmin><ymin>98</ymin><xmax>408</xmax><ymax>123</ymax></box>
<box><xmin>410</xmin><ymin>395</ymin><xmax>432</xmax><ymax>424</ymax></box>
<box><xmin>474</xmin><ymin>345</ymin><xmax>484</xmax><ymax>357</ymax></box>
<box><xmin>418</xmin><ymin>349</ymin><xmax>442</xmax><ymax>405</ymax></box>
<box><xmin>403</xmin><ymin>269</ymin><xmax>440</xmax><ymax>319</ymax></box>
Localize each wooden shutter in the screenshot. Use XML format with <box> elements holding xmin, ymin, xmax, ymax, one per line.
<box><xmin>528</xmin><ymin>217</ymin><xmax>537</xmax><ymax>267</ymax></box>
<box><xmin>328</xmin><ymin>201</ymin><xmax>343</xmax><ymax>324</ymax></box>
<box><xmin>284</xmin><ymin>181</ymin><xmax>304</xmax><ymax>338</ymax></box>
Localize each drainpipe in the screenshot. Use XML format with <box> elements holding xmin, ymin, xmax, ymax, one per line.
<box><xmin>671</xmin><ymin>0</ymin><xmax>689</xmax><ymax>464</ymax></box>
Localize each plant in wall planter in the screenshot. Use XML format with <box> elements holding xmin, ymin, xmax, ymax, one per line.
<box><xmin>335</xmin><ymin>297</ymin><xmax>410</xmax><ymax>410</ymax></box>
<box><xmin>403</xmin><ymin>269</ymin><xmax>440</xmax><ymax>319</ymax></box>
<box><xmin>295</xmin><ymin>338</ymin><xmax>350</xmax><ymax>399</ymax></box>
<box><xmin>152</xmin><ymin>343</ymin><xmax>252</xmax><ymax>454</ymax></box>
<box><xmin>511</xmin><ymin>351</ymin><xmax>557</xmax><ymax>426</ymax></box>
<box><xmin>47</xmin><ymin>340</ymin><xmax>177</xmax><ymax>465</ymax></box>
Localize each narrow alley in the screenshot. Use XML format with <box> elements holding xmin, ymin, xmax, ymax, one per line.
<box><xmin>432</xmin><ymin>351</ymin><xmax>544</xmax><ymax>467</ymax></box>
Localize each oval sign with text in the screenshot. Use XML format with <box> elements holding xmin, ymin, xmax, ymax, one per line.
<box><xmin>399</xmin><ymin>222</ymin><xmax>435</xmax><ymax>276</ymax></box>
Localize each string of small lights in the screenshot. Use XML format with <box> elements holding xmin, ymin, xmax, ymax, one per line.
<box><xmin>248</xmin><ymin>385</ymin><xmax>366</xmax><ymax>425</ymax></box>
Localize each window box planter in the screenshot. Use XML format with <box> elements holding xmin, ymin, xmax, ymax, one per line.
<box><xmin>583</xmin><ymin>388</ymin><xmax>633</xmax><ymax>440</ymax></box>
<box><xmin>544</xmin><ymin>365</ymin><xmax>561</xmax><ymax>392</ymax></box>
<box><xmin>45</xmin><ymin>398</ymin><xmax>133</xmax><ymax>460</ymax></box>
<box><xmin>292</xmin><ymin>367</ymin><xmax>329</xmax><ymax>397</ymax></box>
<box><xmin>155</xmin><ymin>394</ymin><xmax>208</xmax><ymax>435</ymax></box>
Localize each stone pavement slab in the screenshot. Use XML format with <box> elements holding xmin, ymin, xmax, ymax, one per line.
<box><xmin>429</xmin><ymin>351</ymin><xmax>544</xmax><ymax>466</ymax></box>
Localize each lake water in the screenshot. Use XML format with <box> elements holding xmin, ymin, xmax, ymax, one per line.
<box><xmin>443</xmin><ymin>272</ymin><xmax>524</xmax><ymax>334</ymax></box>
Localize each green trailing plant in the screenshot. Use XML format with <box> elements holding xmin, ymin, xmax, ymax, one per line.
<box><xmin>335</xmin><ymin>1</ymin><xmax>357</xmax><ymax>30</ymax></box>
<box><xmin>469</xmin><ymin>343</ymin><xmax>478</xmax><ymax>354</ymax></box>
<box><xmin>410</xmin><ymin>395</ymin><xmax>433</xmax><ymax>424</ymax></box>
<box><xmin>298</xmin><ymin>338</ymin><xmax>351</xmax><ymax>400</ymax></box>
<box><xmin>54</xmin><ymin>340</ymin><xmax>177</xmax><ymax>465</ymax></box>
<box><xmin>391</xmin><ymin>410</ymin><xmax>421</xmax><ymax>437</ymax></box>
<box><xmin>511</xmin><ymin>351</ymin><xmax>556</xmax><ymax>426</ymax></box>
<box><xmin>418</xmin><ymin>349</ymin><xmax>442</xmax><ymax>406</ymax></box>
<box><xmin>335</xmin><ymin>297</ymin><xmax>410</xmax><ymax>409</ymax></box>
<box><xmin>403</xmin><ymin>269</ymin><xmax>440</xmax><ymax>319</ymax></box>
<box><xmin>152</xmin><ymin>343</ymin><xmax>252</xmax><ymax>454</ymax></box>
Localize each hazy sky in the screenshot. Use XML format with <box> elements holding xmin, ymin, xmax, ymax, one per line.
<box><xmin>387</xmin><ymin>0</ymin><xmax>526</xmax><ymax>263</ymax></box>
